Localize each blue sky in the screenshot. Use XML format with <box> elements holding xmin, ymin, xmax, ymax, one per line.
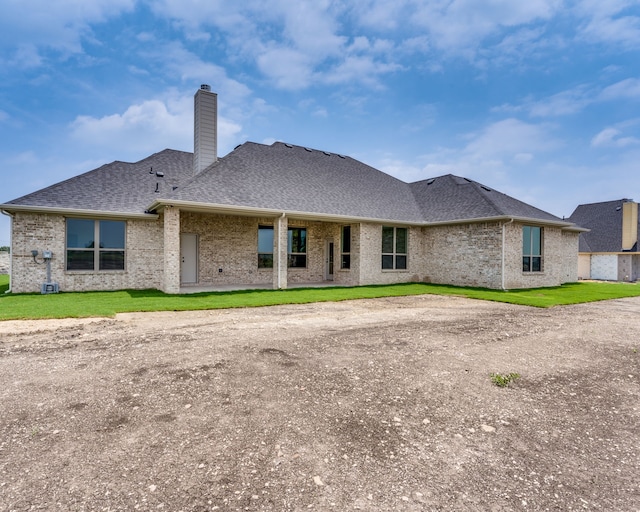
<box><xmin>1</xmin><ymin>0</ymin><xmax>639</xmax><ymax>246</ymax></box>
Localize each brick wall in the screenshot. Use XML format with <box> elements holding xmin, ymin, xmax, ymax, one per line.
<box><xmin>179</xmin><ymin>212</ymin><xmax>360</xmax><ymax>288</ymax></box>
<box><xmin>421</xmin><ymin>221</ymin><xmax>578</xmax><ymax>290</ymax></box>
<box><xmin>181</xmin><ymin>211</ymin><xmax>273</xmax><ymax>287</ymax></box>
<box><xmin>503</xmin><ymin>222</ymin><xmax>578</xmax><ymax>289</ymax></box>
<box><xmin>10</xmin><ymin>212</ymin><xmax>164</xmax><ymax>293</ymax></box>
<box><xmin>358</xmin><ymin>223</ymin><xmax>424</xmax><ymax>285</ymax></box>
<box><xmin>422</xmin><ymin>222</ymin><xmax>503</xmax><ymax>288</ymax></box>
<box><xmin>8</xmin><ymin>211</ymin><xmax>580</xmax><ymax>293</ymax></box>
<box><xmin>0</xmin><ymin>251</ymin><xmax>9</xmax><ymax>274</ymax></box>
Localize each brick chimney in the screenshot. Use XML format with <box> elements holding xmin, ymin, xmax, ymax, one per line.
<box><xmin>622</xmin><ymin>199</ymin><xmax>638</xmax><ymax>250</ymax></box>
<box><xmin>193</xmin><ymin>84</ymin><xmax>217</xmax><ymax>174</ymax></box>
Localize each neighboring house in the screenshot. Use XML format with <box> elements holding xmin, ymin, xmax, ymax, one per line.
<box><xmin>0</xmin><ymin>85</ymin><xmax>584</xmax><ymax>294</ymax></box>
<box><xmin>568</xmin><ymin>199</ymin><xmax>640</xmax><ymax>282</ymax></box>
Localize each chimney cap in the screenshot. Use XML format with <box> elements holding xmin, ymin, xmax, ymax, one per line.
<box><xmin>200</xmin><ymin>84</ymin><xmax>211</xmax><ymax>92</ymax></box>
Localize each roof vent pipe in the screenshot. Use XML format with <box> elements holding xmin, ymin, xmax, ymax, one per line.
<box><xmin>194</xmin><ymin>85</ymin><xmax>217</xmax><ymax>174</ymax></box>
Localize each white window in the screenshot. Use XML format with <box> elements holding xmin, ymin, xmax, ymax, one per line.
<box><xmin>523</xmin><ymin>226</ymin><xmax>543</xmax><ymax>272</ymax></box>
<box><xmin>382</xmin><ymin>226</ymin><xmax>407</xmax><ymax>270</ymax></box>
<box><xmin>66</xmin><ymin>219</ymin><xmax>125</xmax><ymax>271</ymax></box>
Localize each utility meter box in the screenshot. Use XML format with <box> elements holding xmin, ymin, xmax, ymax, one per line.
<box><xmin>42</xmin><ymin>250</ymin><xmax>53</xmax><ymax>259</ymax></box>
<box><xmin>41</xmin><ymin>282</ymin><xmax>59</xmax><ymax>294</ymax></box>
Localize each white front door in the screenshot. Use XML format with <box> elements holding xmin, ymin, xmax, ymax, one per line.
<box><xmin>180</xmin><ymin>233</ymin><xmax>198</xmax><ymax>284</ymax></box>
<box><xmin>325</xmin><ymin>239</ymin><xmax>334</xmax><ymax>281</ymax></box>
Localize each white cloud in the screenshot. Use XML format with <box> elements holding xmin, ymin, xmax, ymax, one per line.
<box><xmin>591</xmin><ymin>127</ymin><xmax>639</xmax><ymax>148</ymax></box>
<box><xmin>324</xmin><ymin>55</ymin><xmax>402</xmax><ymax>87</ymax></box>
<box><xmin>148</xmin><ymin>1</ymin><xmax>408</xmax><ymax>90</ymax></box>
<box><xmin>144</xmin><ymin>42</ymin><xmax>252</xmax><ymax>102</ymax></box>
<box><xmin>256</xmin><ymin>47</ymin><xmax>315</xmax><ymax>90</ymax></box>
<box><xmin>493</xmin><ymin>77</ymin><xmax>639</xmax><ymax>120</ymax></box>
<box><xmin>599</xmin><ymin>78</ymin><xmax>640</xmax><ymax>100</ymax></box>
<box><xmin>350</xmin><ymin>1</ymin><xmax>408</xmax><ymax>31</ymax></box>
<box><xmin>409</xmin><ymin>0</ymin><xmax>562</xmax><ymax>53</ymax></box>
<box><xmin>279</xmin><ymin>1</ymin><xmax>346</xmax><ymax>58</ymax></box>
<box><xmin>250</xmin><ymin>1</ymin><xmax>398</xmax><ymax>89</ymax></box>
<box><xmin>0</xmin><ymin>0</ymin><xmax>135</xmax><ymax>57</ymax></box>
<box><xmin>8</xmin><ymin>44</ymin><xmax>43</xmax><ymax>69</ymax></box>
<box><xmin>576</xmin><ymin>0</ymin><xmax>640</xmax><ymax>48</ymax></box>
<box><xmin>313</xmin><ymin>108</ymin><xmax>328</xmax><ymax>118</ymax></box>
<box><xmin>374</xmin><ymin>118</ymin><xmax>562</xmax><ymax>198</ymax></box>
<box><xmin>148</xmin><ymin>0</ymin><xmax>247</xmax><ymax>33</ymax></box>
<box><xmin>513</xmin><ymin>152</ymin><xmax>534</xmax><ymax>163</ymax></box>
<box><xmin>374</xmin><ymin>155</ymin><xmax>425</xmax><ymax>183</ymax></box>
<box><xmin>464</xmin><ymin>118</ymin><xmax>560</xmax><ymax>159</ymax></box>
<box><xmin>528</xmin><ymin>86</ymin><xmax>593</xmax><ymax>117</ymax></box>
<box><xmin>69</xmin><ymin>94</ymin><xmax>242</xmax><ymax>157</ymax></box>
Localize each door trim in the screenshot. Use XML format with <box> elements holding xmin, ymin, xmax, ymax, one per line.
<box><xmin>325</xmin><ymin>238</ymin><xmax>334</xmax><ymax>281</ymax></box>
<box><xmin>180</xmin><ymin>233</ymin><xmax>198</xmax><ymax>284</ymax></box>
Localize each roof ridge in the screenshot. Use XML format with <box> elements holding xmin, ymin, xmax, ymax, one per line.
<box><xmin>466</xmin><ymin>178</ymin><xmax>506</xmax><ymax>216</ymax></box>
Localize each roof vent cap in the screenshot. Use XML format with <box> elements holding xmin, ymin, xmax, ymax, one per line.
<box><xmin>200</xmin><ymin>84</ymin><xmax>211</xmax><ymax>91</ymax></box>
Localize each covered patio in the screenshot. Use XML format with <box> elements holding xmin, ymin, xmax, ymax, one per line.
<box><xmin>178</xmin><ymin>280</ymin><xmax>345</xmax><ymax>294</ymax></box>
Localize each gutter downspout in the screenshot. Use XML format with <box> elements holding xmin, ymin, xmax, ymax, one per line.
<box><xmin>502</xmin><ymin>218</ymin><xmax>514</xmax><ymax>291</ymax></box>
<box><xmin>1</xmin><ymin>210</ymin><xmax>13</xmax><ymax>294</ymax></box>
<box><xmin>278</xmin><ymin>212</ymin><xmax>285</xmax><ymax>289</ymax></box>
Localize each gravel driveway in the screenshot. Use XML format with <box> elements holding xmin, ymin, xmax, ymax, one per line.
<box><xmin>1</xmin><ymin>294</ymin><xmax>639</xmax><ymax>511</ymax></box>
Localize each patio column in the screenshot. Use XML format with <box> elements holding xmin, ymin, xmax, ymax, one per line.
<box><xmin>273</xmin><ymin>214</ymin><xmax>288</xmax><ymax>289</ymax></box>
<box><xmin>163</xmin><ymin>205</ymin><xmax>181</xmax><ymax>294</ymax></box>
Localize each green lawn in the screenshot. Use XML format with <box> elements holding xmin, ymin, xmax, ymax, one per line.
<box><xmin>0</xmin><ymin>273</ymin><xmax>639</xmax><ymax>321</ymax></box>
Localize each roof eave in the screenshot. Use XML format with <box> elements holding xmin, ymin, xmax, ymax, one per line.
<box><xmin>424</xmin><ymin>215</ymin><xmax>584</xmax><ymax>230</ymax></box>
<box><xmin>148</xmin><ymin>200</ymin><xmax>583</xmax><ymax>229</ymax></box>
<box><xmin>147</xmin><ymin>199</ymin><xmax>426</xmax><ymax>226</ymax></box>
<box><xmin>0</xmin><ymin>204</ymin><xmax>159</xmax><ymax>220</ymax></box>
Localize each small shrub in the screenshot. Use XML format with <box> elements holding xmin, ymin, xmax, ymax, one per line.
<box><xmin>490</xmin><ymin>372</ymin><xmax>521</xmax><ymax>388</ymax></box>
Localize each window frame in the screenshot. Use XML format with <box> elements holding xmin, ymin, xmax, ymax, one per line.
<box><xmin>341</xmin><ymin>225</ymin><xmax>351</xmax><ymax>270</ymax></box>
<box><xmin>522</xmin><ymin>225</ymin><xmax>543</xmax><ymax>273</ymax></box>
<box><xmin>66</xmin><ymin>218</ymin><xmax>126</xmax><ymax>272</ymax></box>
<box><xmin>381</xmin><ymin>226</ymin><xmax>408</xmax><ymax>270</ymax></box>
<box><xmin>257</xmin><ymin>225</ymin><xmax>274</xmax><ymax>269</ymax></box>
<box><xmin>287</xmin><ymin>227</ymin><xmax>307</xmax><ymax>268</ymax></box>
<box><xmin>257</xmin><ymin>225</ymin><xmax>308</xmax><ymax>269</ymax></box>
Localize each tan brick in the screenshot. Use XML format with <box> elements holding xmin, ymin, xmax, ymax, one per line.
<box><xmin>8</xmin><ymin>211</ymin><xmax>579</xmax><ymax>293</ymax></box>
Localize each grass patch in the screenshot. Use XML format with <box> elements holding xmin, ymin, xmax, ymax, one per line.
<box><xmin>0</xmin><ymin>274</ymin><xmax>8</xmax><ymax>294</ymax></box>
<box><xmin>490</xmin><ymin>372</ymin><xmax>521</xmax><ymax>388</ymax></box>
<box><xmin>0</xmin><ymin>279</ymin><xmax>639</xmax><ymax>321</ymax></box>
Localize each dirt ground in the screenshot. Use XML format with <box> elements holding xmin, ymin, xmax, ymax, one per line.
<box><xmin>0</xmin><ymin>294</ymin><xmax>638</xmax><ymax>511</ymax></box>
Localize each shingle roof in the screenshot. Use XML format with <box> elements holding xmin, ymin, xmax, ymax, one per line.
<box><xmin>3</xmin><ymin>149</ymin><xmax>193</xmax><ymax>214</ymax></box>
<box><xmin>2</xmin><ymin>141</ymin><xmax>570</xmax><ymax>227</ymax></box>
<box><xmin>409</xmin><ymin>174</ymin><xmax>563</xmax><ymax>223</ymax></box>
<box><xmin>567</xmin><ymin>199</ymin><xmax>639</xmax><ymax>253</ymax></box>
<box><xmin>162</xmin><ymin>142</ymin><xmax>425</xmax><ymax>222</ymax></box>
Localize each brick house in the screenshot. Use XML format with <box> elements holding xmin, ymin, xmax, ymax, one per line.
<box><xmin>1</xmin><ymin>85</ymin><xmax>584</xmax><ymax>294</ymax></box>
<box><xmin>568</xmin><ymin>199</ymin><xmax>640</xmax><ymax>281</ymax></box>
